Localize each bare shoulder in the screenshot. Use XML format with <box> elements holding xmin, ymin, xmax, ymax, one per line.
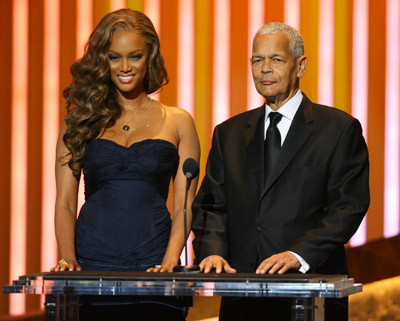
<box><xmin>162</xmin><ymin>105</ymin><xmax>196</xmax><ymax>135</ymax></box>
<box><xmin>164</xmin><ymin>105</ymin><xmax>194</xmax><ymax>123</ymax></box>
<box><xmin>161</xmin><ymin>104</ymin><xmax>199</xmax><ymax>149</ymax></box>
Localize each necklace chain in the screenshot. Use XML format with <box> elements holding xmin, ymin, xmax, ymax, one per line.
<box><xmin>122</xmin><ymin>95</ymin><xmax>149</xmax><ymax>109</ymax></box>
<box><xmin>122</xmin><ymin>97</ymin><xmax>152</xmax><ymax>132</ymax></box>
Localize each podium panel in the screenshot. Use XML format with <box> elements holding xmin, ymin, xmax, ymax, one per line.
<box><xmin>3</xmin><ymin>272</ymin><xmax>362</xmax><ymax>321</ymax></box>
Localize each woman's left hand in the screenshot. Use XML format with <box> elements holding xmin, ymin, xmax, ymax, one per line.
<box><xmin>146</xmin><ymin>261</ymin><xmax>176</xmax><ymax>272</ymax></box>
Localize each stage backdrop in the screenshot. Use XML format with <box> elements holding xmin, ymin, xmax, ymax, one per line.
<box><xmin>0</xmin><ymin>0</ymin><xmax>399</xmax><ymax>316</ymax></box>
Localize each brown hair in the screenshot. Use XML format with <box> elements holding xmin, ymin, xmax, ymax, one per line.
<box><xmin>62</xmin><ymin>9</ymin><xmax>168</xmax><ymax>176</ymax></box>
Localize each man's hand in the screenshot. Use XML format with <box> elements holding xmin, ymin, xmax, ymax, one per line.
<box><xmin>256</xmin><ymin>251</ymin><xmax>300</xmax><ymax>274</ymax></box>
<box><xmin>200</xmin><ymin>255</ymin><xmax>237</xmax><ymax>273</ymax></box>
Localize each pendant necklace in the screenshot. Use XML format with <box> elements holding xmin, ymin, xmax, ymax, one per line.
<box><xmin>122</xmin><ymin>96</ymin><xmax>152</xmax><ymax>132</ymax></box>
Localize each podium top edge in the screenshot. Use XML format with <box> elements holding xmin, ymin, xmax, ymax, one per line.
<box><xmin>14</xmin><ymin>271</ymin><xmax>349</xmax><ymax>283</ymax></box>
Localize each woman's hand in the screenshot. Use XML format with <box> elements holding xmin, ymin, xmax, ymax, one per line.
<box><xmin>50</xmin><ymin>259</ymin><xmax>82</xmax><ymax>272</ymax></box>
<box><xmin>146</xmin><ymin>259</ymin><xmax>177</xmax><ymax>273</ymax></box>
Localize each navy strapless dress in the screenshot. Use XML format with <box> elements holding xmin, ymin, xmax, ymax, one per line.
<box><xmin>75</xmin><ymin>138</ymin><xmax>179</xmax><ymax>271</ymax></box>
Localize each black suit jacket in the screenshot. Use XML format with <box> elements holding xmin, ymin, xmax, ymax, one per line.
<box><xmin>192</xmin><ymin>94</ymin><xmax>370</xmax><ymax>274</ymax></box>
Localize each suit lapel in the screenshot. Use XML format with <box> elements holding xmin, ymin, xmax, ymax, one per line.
<box><xmin>243</xmin><ymin>106</ymin><xmax>265</xmax><ymax>192</ymax></box>
<box><xmin>262</xmin><ymin>95</ymin><xmax>314</xmax><ymax>196</ymax></box>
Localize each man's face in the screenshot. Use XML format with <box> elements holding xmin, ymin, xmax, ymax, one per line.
<box><xmin>251</xmin><ymin>32</ymin><xmax>306</xmax><ymax>109</ymax></box>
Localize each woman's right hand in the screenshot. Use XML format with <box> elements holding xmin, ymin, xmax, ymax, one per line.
<box><xmin>50</xmin><ymin>259</ymin><xmax>82</xmax><ymax>272</ymax></box>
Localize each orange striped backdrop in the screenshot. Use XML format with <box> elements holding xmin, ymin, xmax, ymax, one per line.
<box><xmin>0</xmin><ymin>0</ymin><xmax>399</xmax><ymax>316</ymax></box>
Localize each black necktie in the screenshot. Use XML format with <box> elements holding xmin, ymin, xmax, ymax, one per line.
<box><xmin>264</xmin><ymin>112</ymin><xmax>283</xmax><ymax>183</ymax></box>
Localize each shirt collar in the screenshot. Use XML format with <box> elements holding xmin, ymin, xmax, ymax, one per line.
<box><xmin>264</xmin><ymin>89</ymin><xmax>303</xmax><ymax>122</ymax></box>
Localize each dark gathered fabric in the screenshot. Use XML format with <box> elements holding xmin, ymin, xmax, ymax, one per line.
<box><xmin>79</xmin><ymin>296</ymin><xmax>188</xmax><ymax>321</ymax></box>
<box><xmin>76</xmin><ymin>138</ymin><xmax>178</xmax><ymax>271</ymax></box>
<box><xmin>74</xmin><ymin>139</ymin><xmax>188</xmax><ymax>321</ymax></box>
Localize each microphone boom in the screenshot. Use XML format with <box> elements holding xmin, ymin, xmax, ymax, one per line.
<box><xmin>173</xmin><ymin>158</ymin><xmax>200</xmax><ymax>273</ymax></box>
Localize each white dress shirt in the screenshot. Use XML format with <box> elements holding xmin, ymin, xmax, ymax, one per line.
<box><xmin>264</xmin><ymin>89</ymin><xmax>310</xmax><ymax>273</ymax></box>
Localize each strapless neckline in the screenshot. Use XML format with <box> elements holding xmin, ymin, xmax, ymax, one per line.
<box><xmin>76</xmin><ymin>136</ymin><xmax>179</xmax><ymax>270</ymax></box>
<box><xmin>93</xmin><ymin>138</ymin><xmax>177</xmax><ymax>150</ymax></box>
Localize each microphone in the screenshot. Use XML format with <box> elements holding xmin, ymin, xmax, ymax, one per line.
<box><xmin>173</xmin><ymin>158</ymin><xmax>201</xmax><ymax>273</ymax></box>
<box><xmin>183</xmin><ymin>157</ymin><xmax>199</xmax><ymax>180</ymax></box>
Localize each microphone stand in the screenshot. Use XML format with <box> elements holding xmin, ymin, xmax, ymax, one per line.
<box><xmin>173</xmin><ymin>174</ymin><xmax>200</xmax><ymax>273</ymax></box>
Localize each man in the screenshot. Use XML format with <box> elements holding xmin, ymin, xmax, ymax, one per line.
<box><xmin>192</xmin><ymin>22</ymin><xmax>369</xmax><ymax>320</ymax></box>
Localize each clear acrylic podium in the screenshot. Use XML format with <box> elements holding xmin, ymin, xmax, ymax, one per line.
<box><xmin>3</xmin><ymin>271</ymin><xmax>362</xmax><ymax>321</ymax></box>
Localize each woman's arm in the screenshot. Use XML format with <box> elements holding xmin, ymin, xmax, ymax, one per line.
<box><xmin>148</xmin><ymin>108</ymin><xmax>200</xmax><ymax>272</ymax></box>
<box><xmin>50</xmin><ymin>122</ymin><xmax>82</xmax><ymax>272</ymax></box>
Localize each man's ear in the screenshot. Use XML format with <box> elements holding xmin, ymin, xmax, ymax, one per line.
<box><xmin>296</xmin><ymin>55</ymin><xmax>307</xmax><ymax>78</ymax></box>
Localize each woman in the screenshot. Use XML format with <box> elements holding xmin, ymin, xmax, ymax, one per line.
<box><xmin>51</xmin><ymin>9</ymin><xmax>200</xmax><ymax>320</ymax></box>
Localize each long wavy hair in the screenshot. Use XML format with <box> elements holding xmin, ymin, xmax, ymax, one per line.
<box><xmin>62</xmin><ymin>9</ymin><xmax>168</xmax><ymax>177</ymax></box>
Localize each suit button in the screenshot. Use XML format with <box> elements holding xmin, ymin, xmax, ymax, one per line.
<box><xmin>256</xmin><ymin>226</ymin><xmax>262</xmax><ymax>232</ymax></box>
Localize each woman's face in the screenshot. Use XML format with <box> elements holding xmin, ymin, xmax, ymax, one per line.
<box><xmin>108</xmin><ymin>31</ymin><xmax>148</xmax><ymax>98</ymax></box>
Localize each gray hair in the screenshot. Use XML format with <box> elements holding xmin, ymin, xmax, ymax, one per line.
<box><xmin>256</xmin><ymin>22</ymin><xmax>304</xmax><ymax>61</ymax></box>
